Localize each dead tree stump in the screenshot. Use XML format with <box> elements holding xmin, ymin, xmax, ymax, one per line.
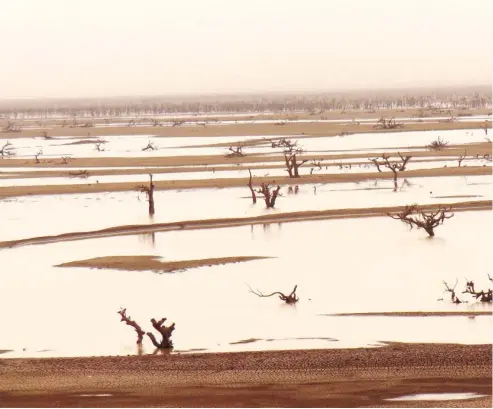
<box><xmin>136</xmin><ymin>174</ymin><xmax>155</xmax><ymax>215</ymax></box>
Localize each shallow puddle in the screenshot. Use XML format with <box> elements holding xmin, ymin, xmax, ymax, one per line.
<box><xmin>386</xmin><ymin>392</ymin><xmax>487</xmax><ymax>401</ymax></box>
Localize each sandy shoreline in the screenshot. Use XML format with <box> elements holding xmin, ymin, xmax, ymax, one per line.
<box><xmin>1</xmin><ymin>200</ymin><xmax>489</xmax><ymax>249</ymax></box>
<box><xmin>0</xmin><ymin>343</ymin><xmax>491</xmax><ymax>407</ymax></box>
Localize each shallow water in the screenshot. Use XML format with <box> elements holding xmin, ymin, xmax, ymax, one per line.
<box><xmin>1</xmin><ymin>128</ymin><xmax>487</xmax><ymax>159</ymax></box>
<box><xmin>0</xmin><ymin>175</ymin><xmax>490</xmax><ymax>241</ymax></box>
<box><xmin>0</xmin><ymin>212</ymin><xmax>491</xmax><ymax>358</ymax></box>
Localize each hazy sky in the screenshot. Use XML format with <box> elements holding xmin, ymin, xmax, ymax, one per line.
<box><xmin>0</xmin><ymin>0</ymin><xmax>491</xmax><ymax>98</ymax></box>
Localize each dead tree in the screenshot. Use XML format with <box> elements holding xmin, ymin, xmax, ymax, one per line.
<box><xmin>373</xmin><ymin>117</ymin><xmax>404</xmax><ymax>129</ymax></box>
<box><xmin>142</xmin><ymin>141</ymin><xmax>157</xmax><ymax>151</ymax></box>
<box><xmin>146</xmin><ymin>318</ymin><xmax>176</xmax><ymax>349</ymax></box>
<box><xmin>270</xmin><ymin>138</ymin><xmax>300</xmax><ymax>151</ymax></box>
<box><xmin>60</xmin><ymin>156</ymin><xmax>72</xmax><ymax>164</ymax></box>
<box><xmin>248</xmin><ymin>284</ymin><xmax>299</xmax><ymax>304</ymax></box>
<box><xmin>136</xmin><ymin>174</ymin><xmax>155</xmax><ymax>215</ymax></box>
<box><xmin>369</xmin><ymin>152</ymin><xmax>411</xmax><ymax>191</ymax></box>
<box><xmin>388</xmin><ymin>204</ymin><xmax>454</xmax><ymax>237</ymax></box>
<box><xmin>462</xmin><ymin>279</ymin><xmax>492</xmax><ymax>302</ymax></box>
<box><xmin>118</xmin><ymin>308</ymin><xmax>175</xmax><ymax>349</ymax></box>
<box><xmin>457</xmin><ymin>150</ymin><xmax>467</xmax><ymax>167</ymax></box>
<box><xmin>309</xmin><ymin>160</ymin><xmax>322</xmax><ymax>174</ymax></box>
<box><xmin>256</xmin><ymin>182</ymin><xmax>281</xmax><ymax>208</ymax></box>
<box><xmin>94</xmin><ymin>141</ymin><xmax>106</xmax><ymax>151</ymax></box>
<box><xmin>226</xmin><ymin>146</ymin><xmax>245</xmax><ymax>157</ymax></box>
<box><xmin>118</xmin><ymin>308</ymin><xmax>146</xmax><ymax>344</ymax></box>
<box><xmin>443</xmin><ymin>280</ymin><xmax>462</xmax><ymax>304</ymax></box>
<box><xmin>427</xmin><ymin>136</ymin><xmax>449</xmax><ymax>151</ymax></box>
<box><xmin>0</xmin><ymin>141</ymin><xmax>15</xmax><ymax>158</ymax></box>
<box><xmin>482</xmin><ymin>122</ymin><xmax>489</xmax><ymax>136</ymax></box>
<box><xmin>34</xmin><ymin>150</ymin><xmax>43</xmax><ymax>164</ymax></box>
<box><xmin>247</xmin><ymin>169</ymin><xmax>257</xmax><ymax>204</ymax></box>
<box><xmin>284</xmin><ymin>153</ymin><xmax>307</xmax><ymax>178</ymax></box>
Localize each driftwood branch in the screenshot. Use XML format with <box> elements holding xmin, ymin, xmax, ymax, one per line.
<box><xmin>248</xmin><ymin>284</ymin><xmax>299</xmax><ymax>304</ymax></box>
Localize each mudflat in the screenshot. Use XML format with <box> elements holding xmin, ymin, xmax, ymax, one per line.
<box><xmin>0</xmin><ymin>343</ymin><xmax>490</xmax><ymax>407</ymax></box>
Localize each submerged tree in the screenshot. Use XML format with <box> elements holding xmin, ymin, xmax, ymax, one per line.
<box><xmin>463</xmin><ymin>278</ymin><xmax>492</xmax><ymax>302</ymax></box>
<box><xmin>247</xmin><ymin>169</ymin><xmax>257</xmax><ymax>204</ymax></box>
<box><xmin>118</xmin><ymin>308</ymin><xmax>175</xmax><ymax>349</ymax></box>
<box><xmin>369</xmin><ymin>152</ymin><xmax>411</xmax><ymax>191</ymax></box>
<box><xmin>34</xmin><ymin>149</ymin><xmax>43</xmax><ymax>164</ymax></box>
<box><xmin>388</xmin><ymin>204</ymin><xmax>454</xmax><ymax>237</ymax></box>
<box><xmin>373</xmin><ymin>117</ymin><xmax>404</xmax><ymax>129</ymax></box>
<box><xmin>442</xmin><ymin>276</ymin><xmax>492</xmax><ymax>304</ymax></box>
<box><xmin>427</xmin><ymin>136</ymin><xmax>449</xmax><ymax>151</ymax></box>
<box><xmin>256</xmin><ymin>182</ymin><xmax>282</xmax><ymax>208</ymax></box>
<box><xmin>248</xmin><ymin>284</ymin><xmax>299</xmax><ymax>304</ymax></box>
<box><xmin>136</xmin><ymin>174</ymin><xmax>155</xmax><ymax>215</ymax></box>
<box><xmin>226</xmin><ymin>145</ymin><xmax>245</xmax><ymax>157</ymax></box>
<box><xmin>0</xmin><ymin>141</ymin><xmax>15</xmax><ymax>158</ymax></box>
<box><xmin>142</xmin><ymin>141</ymin><xmax>157</xmax><ymax>151</ymax></box>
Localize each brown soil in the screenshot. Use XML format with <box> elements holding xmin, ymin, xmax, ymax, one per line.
<box><xmin>1</xmin><ymin>200</ymin><xmax>490</xmax><ymax>249</ymax></box>
<box><xmin>56</xmin><ymin>255</ymin><xmax>270</xmax><ymax>272</ymax></box>
<box><xmin>0</xmin><ymin>118</ymin><xmax>490</xmax><ymax>139</ymax></box>
<box><xmin>325</xmin><ymin>311</ymin><xmax>492</xmax><ymax>317</ymax></box>
<box><xmin>0</xmin><ymin>343</ymin><xmax>490</xmax><ymax>407</ymax></box>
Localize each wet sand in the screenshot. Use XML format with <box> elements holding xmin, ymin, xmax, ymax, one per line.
<box><xmin>0</xmin><ymin>343</ymin><xmax>490</xmax><ymax>407</ymax></box>
<box><xmin>1</xmin><ymin>200</ymin><xmax>489</xmax><ymax>249</ymax></box>
<box><xmin>0</xmin><ymin>117</ymin><xmax>490</xmax><ymax>139</ymax></box>
<box><xmin>325</xmin><ymin>311</ymin><xmax>492</xmax><ymax>317</ymax></box>
<box><xmin>0</xmin><ymin>164</ymin><xmax>490</xmax><ymax>199</ymax></box>
<box><xmin>56</xmin><ymin>255</ymin><xmax>270</xmax><ymax>272</ymax></box>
